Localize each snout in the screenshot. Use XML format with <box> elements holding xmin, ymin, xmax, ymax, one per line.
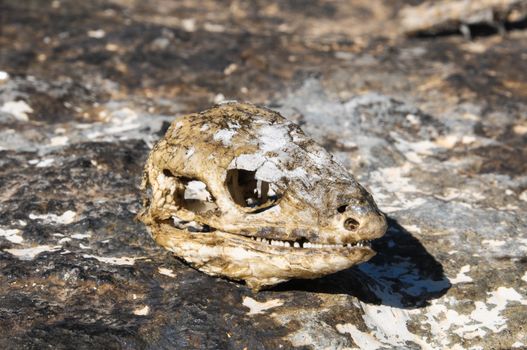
<box><xmin>336</xmin><ymin>203</ymin><xmax>387</xmax><ymax>241</ymax></box>
<box><xmin>352</xmin><ymin>211</ymin><xmax>387</xmax><ymax>240</ymax></box>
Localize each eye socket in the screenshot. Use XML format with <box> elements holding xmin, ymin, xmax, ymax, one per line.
<box><xmin>179</xmin><ymin>179</ymin><xmax>218</xmax><ymax>213</ymax></box>
<box><xmin>161</xmin><ymin>169</ymin><xmax>218</xmax><ymax>214</ymax></box>
<box><xmin>225</xmin><ymin>169</ymin><xmax>281</xmax><ymax>213</ymax></box>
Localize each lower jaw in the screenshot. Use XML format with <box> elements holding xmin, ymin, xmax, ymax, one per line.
<box><xmin>152</xmin><ymin>222</ymin><xmax>376</xmax><ymax>291</ymax></box>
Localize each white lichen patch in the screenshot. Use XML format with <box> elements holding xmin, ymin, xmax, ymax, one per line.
<box><xmin>336</xmin><ymin>323</ymin><xmax>385</xmax><ymax>350</ymax></box>
<box><xmin>403</xmin><ymin>224</ymin><xmax>422</xmax><ymax>234</ymax></box>
<box><xmin>422</xmin><ymin>287</ymin><xmax>527</xmax><ymax>346</ymax></box>
<box><xmin>35</xmin><ymin>158</ymin><xmax>55</xmax><ymax>168</ymax></box>
<box><xmin>0</xmin><ymin>227</ymin><xmax>24</xmax><ymax>244</ymax></box>
<box><xmin>482</xmin><ymin>239</ymin><xmax>506</xmax><ymax>247</ymax></box>
<box><xmin>450</xmin><ymin>265</ymin><xmax>473</xmax><ymax>284</ymax></box>
<box><xmin>257</xmin><ymin>123</ymin><xmax>290</xmax><ymax>153</ymax></box>
<box><xmin>213</xmin><ymin>129</ymin><xmax>237</xmax><ymax>145</ymax></box>
<box><xmin>370</xmin><ymin>163</ymin><xmax>418</xmax><ymax>194</ymax></box>
<box><xmin>360</xmin><ymin>303</ymin><xmax>433</xmax><ymax>349</ymax></box>
<box><xmin>0</xmin><ymin>100</ymin><xmax>33</xmax><ymax>121</ymax></box>
<box><xmin>4</xmin><ymin>245</ymin><xmax>61</xmax><ymax>260</ymax></box>
<box><xmin>158</xmin><ymin>267</ymin><xmax>177</xmax><ymax>277</ymax></box>
<box><xmin>242</xmin><ymin>296</ymin><xmax>284</xmax><ymax>315</ymax></box>
<box><xmin>29</xmin><ymin>210</ymin><xmax>77</xmax><ymax>225</ymax></box>
<box><xmin>70</xmin><ymin>233</ymin><xmax>91</xmax><ymax>239</ymax></box>
<box><xmin>49</xmin><ymin>135</ymin><xmax>69</xmax><ymax>146</ymax></box>
<box><xmin>87</xmin><ymin>29</ymin><xmax>106</xmax><ymax>38</ymax></box>
<box><xmin>132</xmin><ymin>305</ymin><xmax>150</xmax><ymax>316</ymax></box>
<box><xmin>82</xmin><ymin>254</ymin><xmax>142</xmax><ymax>266</ymax></box>
<box><xmin>391</xmin><ymin>132</ymin><xmax>438</xmax><ymax>164</ymax></box>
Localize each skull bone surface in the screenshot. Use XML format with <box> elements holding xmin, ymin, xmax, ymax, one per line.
<box><xmin>138</xmin><ymin>102</ymin><xmax>387</xmax><ymax>291</ymax></box>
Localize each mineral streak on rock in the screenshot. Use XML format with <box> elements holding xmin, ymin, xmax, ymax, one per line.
<box><xmin>138</xmin><ymin>102</ymin><xmax>387</xmax><ymax>291</ymax></box>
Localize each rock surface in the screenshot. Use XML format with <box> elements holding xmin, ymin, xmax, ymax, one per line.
<box><xmin>1</xmin><ymin>1</ymin><xmax>526</xmax><ymax>349</ymax></box>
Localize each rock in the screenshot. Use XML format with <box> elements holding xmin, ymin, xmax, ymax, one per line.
<box><xmin>1</xmin><ymin>1</ymin><xmax>526</xmax><ymax>349</ymax></box>
<box><xmin>399</xmin><ymin>0</ymin><xmax>527</xmax><ymax>37</ymax></box>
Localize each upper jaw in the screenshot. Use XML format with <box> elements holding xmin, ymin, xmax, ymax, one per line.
<box><xmin>168</xmin><ymin>215</ymin><xmax>376</xmax><ymax>253</ymax></box>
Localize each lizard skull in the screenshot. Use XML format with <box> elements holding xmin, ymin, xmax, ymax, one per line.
<box><xmin>138</xmin><ymin>102</ymin><xmax>387</xmax><ymax>291</ymax></box>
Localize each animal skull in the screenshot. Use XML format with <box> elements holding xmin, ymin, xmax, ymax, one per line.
<box><xmin>138</xmin><ymin>102</ymin><xmax>387</xmax><ymax>291</ymax></box>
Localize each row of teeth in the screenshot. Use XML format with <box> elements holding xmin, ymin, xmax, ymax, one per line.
<box><xmin>249</xmin><ymin>237</ymin><xmax>370</xmax><ymax>249</ymax></box>
<box><xmin>170</xmin><ymin>216</ymin><xmax>371</xmax><ymax>248</ymax></box>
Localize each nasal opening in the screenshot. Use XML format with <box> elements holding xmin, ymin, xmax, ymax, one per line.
<box><xmin>343</xmin><ymin>217</ymin><xmax>360</xmax><ymax>231</ymax></box>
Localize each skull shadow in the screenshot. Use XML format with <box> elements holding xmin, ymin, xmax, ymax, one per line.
<box><xmin>271</xmin><ymin>216</ymin><xmax>451</xmax><ymax>309</ymax></box>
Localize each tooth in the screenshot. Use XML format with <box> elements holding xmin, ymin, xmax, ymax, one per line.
<box><xmin>305</xmin><ymin>242</ymin><xmax>311</xmax><ymax>248</ymax></box>
<box><xmin>294</xmin><ymin>242</ymin><xmax>300</xmax><ymax>248</ymax></box>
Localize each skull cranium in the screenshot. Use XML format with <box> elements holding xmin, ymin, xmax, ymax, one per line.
<box><xmin>138</xmin><ymin>102</ymin><xmax>387</xmax><ymax>291</ymax></box>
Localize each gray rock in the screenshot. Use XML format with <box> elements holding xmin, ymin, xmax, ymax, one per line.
<box><xmin>1</xmin><ymin>0</ymin><xmax>526</xmax><ymax>349</ymax></box>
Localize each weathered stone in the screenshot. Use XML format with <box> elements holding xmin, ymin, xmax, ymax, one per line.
<box><xmin>1</xmin><ymin>1</ymin><xmax>526</xmax><ymax>349</ymax></box>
